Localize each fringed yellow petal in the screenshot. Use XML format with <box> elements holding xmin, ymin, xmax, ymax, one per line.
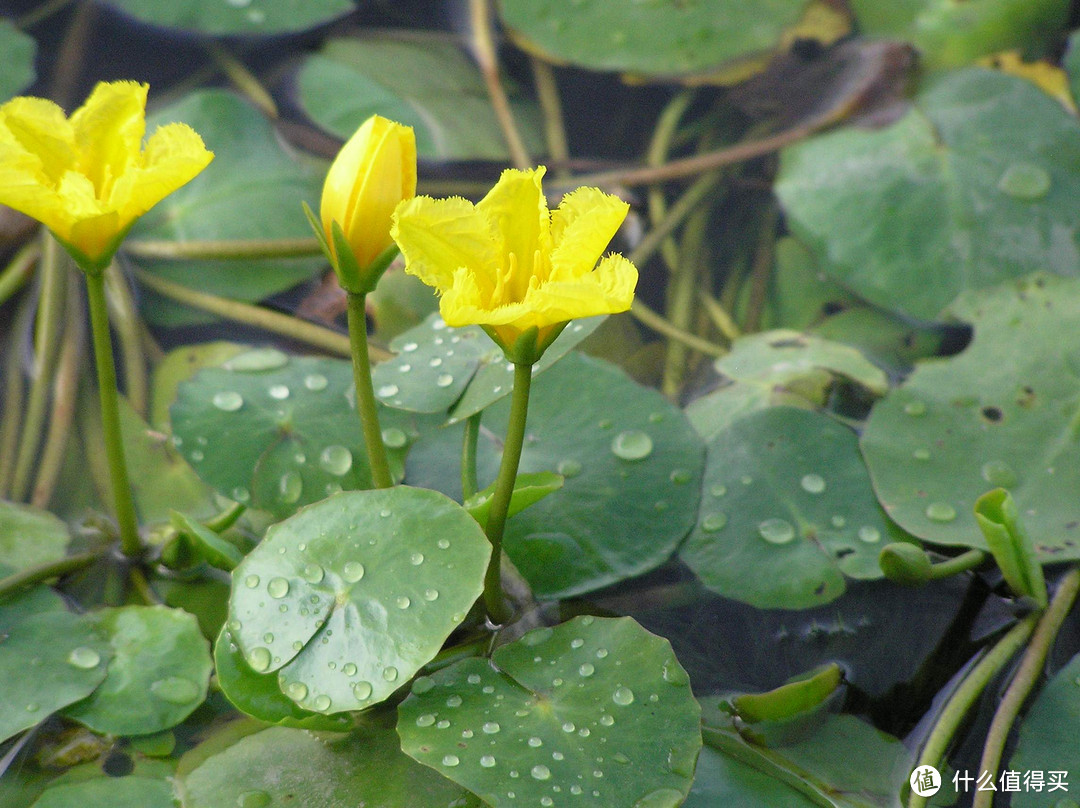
<box><xmin>0</xmin><ymin>96</ymin><xmax>76</xmax><ymax>185</ymax></box>
<box><xmin>393</xmin><ymin>195</ymin><xmax>499</xmax><ymax>294</ymax></box>
<box><xmin>549</xmin><ymin>186</ymin><xmax>629</xmax><ymax>281</ymax></box>
<box><xmin>476</xmin><ymin>167</ymin><xmax>550</xmax><ymax>292</ymax></box>
<box><xmin>70</xmin><ymin>81</ymin><xmax>148</xmax><ymax>198</ymax></box>
<box><xmin>112</xmin><ymin>122</ymin><xmax>213</xmax><ymax>219</ymax></box>
<box><xmin>524</xmin><ymin>253</ymin><xmax>638</xmax><ymax>324</ymax></box>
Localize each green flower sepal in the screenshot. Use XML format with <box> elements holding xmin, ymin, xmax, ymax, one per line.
<box><xmin>303</xmin><ymin>200</ymin><xmax>397</xmax><ymax>295</ymax></box>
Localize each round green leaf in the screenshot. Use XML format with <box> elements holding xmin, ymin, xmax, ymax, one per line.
<box><xmin>861</xmin><ymin>273</ymin><xmax>1080</xmax><ymax>558</ymax></box>
<box><xmin>63</xmin><ymin>605</ymin><xmax>212</xmax><ymax>736</ymax></box>
<box><xmin>0</xmin><ymin>500</ymin><xmax>70</xmax><ymax>573</ymax></box>
<box><xmin>29</xmin><ymin>777</ymin><xmax>174</xmax><ymax>808</ymax></box>
<box><xmin>398</xmin><ymin>616</ymin><xmax>701</xmax><ymax>808</ymax></box>
<box><xmin>684</xmin><ymin>745</ymin><xmax>817</xmax><ymax>808</ymax></box>
<box><xmin>130</xmin><ymin>91</ymin><xmax>324</xmax><ymax>327</ymax></box>
<box><xmin>213</xmin><ymin>625</ymin><xmax>351</xmax><ymax>731</ymax></box>
<box><xmin>181</xmin><ymin>723</ymin><xmax>478</xmax><ymax>808</ymax></box>
<box><xmin>850</xmin><ymin>0</ymin><xmax>1068</xmax><ymax>69</ymax></box>
<box><xmin>102</xmin><ymin>0</ymin><xmax>352</xmax><ymax>35</ymax></box>
<box><xmin>228</xmin><ymin>488</ymin><xmax>490</xmax><ymax>713</ymax></box>
<box><xmin>680</xmin><ymin>407</ymin><xmax>905</xmax><ymax>610</ymax></box>
<box><xmin>0</xmin><ymin>584</ymin><xmax>67</xmax><ymax>635</ymax></box>
<box><xmin>1008</xmin><ymin>651</ymin><xmax>1080</xmax><ymax>807</ymax></box>
<box><xmin>498</xmin><ymin>0</ymin><xmax>819</xmax><ymax>75</ymax></box>
<box><xmin>0</xmin><ymin>20</ymin><xmax>35</xmax><ymax>101</ymax></box>
<box><xmin>776</xmin><ymin>68</ymin><xmax>1080</xmax><ymax>320</ymax></box>
<box><xmin>406</xmin><ymin>352</ymin><xmax>704</xmax><ymax>598</ymax></box>
<box><xmin>170</xmin><ymin>354</ymin><xmax>417</xmax><ymax>519</ymax></box>
<box><xmin>0</xmin><ymin>611</ymin><xmax>111</xmax><ymax>744</ymax></box>
<box><xmin>298</xmin><ymin>37</ymin><xmax>544</xmax><ymax>161</ymax></box>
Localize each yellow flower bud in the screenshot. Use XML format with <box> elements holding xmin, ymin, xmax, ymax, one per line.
<box><xmin>320</xmin><ymin>115</ymin><xmax>416</xmax><ymax>293</ymax></box>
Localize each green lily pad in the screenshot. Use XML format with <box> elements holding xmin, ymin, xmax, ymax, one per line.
<box><xmin>213</xmin><ymin>625</ymin><xmax>351</xmax><ymax>731</ymax></box>
<box><xmin>684</xmin><ymin>745</ymin><xmax>818</xmax><ymax>808</ymax></box>
<box><xmin>849</xmin><ymin>0</ymin><xmax>1068</xmax><ymax>69</ymax></box>
<box><xmin>29</xmin><ymin>777</ymin><xmax>174</xmax><ymax>808</ymax></box>
<box><xmin>170</xmin><ymin>354</ymin><xmax>421</xmax><ymax>519</ymax></box>
<box><xmin>776</xmin><ymin>68</ymin><xmax>1080</xmax><ymax>321</ymax></box>
<box><xmin>498</xmin><ymin>0</ymin><xmax>831</xmax><ymax>76</ymax></box>
<box><xmin>228</xmin><ymin>488</ymin><xmax>489</xmax><ymax>713</ymax></box>
<box><xmin>406</xmin><ymin>352</ymin><xmax>704</xmax><ymax>598</ymax></box>
<box><xmin>397</xmin><ymin>616</ymin><xmax>701</xmax><ymax>808</ymax></box>
<box><xmin>680</xmin><ymin>407</ymin><xmax>905</xmax><ymax>610</ymax></box>
<box><xmin>1008</xmin><ymin>651</ymin><xmax>1080</xmax><ymax>807</ymax></box>
<box><xmin>150</xmin><ymin>341</ymin><xmax>251</xmax><ymax>432</ymax></box>
<box><xmin>103</xmin><ymin>0</ymin><xmax>352</xmax><ymax>35</ymax></box>
<box><xmin>62</xmin><ymin>605</ymin><xmax>212</xmax><ymax>736</ymax></box>
<box><xmin>0</xmin><ymin>500</ymin><xmax>70</xmax><ymax>573</ymax></box>
<box><xmin>297</xmin><ymin>37</ymin><xmax>544</xmax><ymax>161</ymax></box>
<box><xmin>371</xmin><ymin>313</ymin><xmax>603</xmax><ymax>418</ymax></box>
<box><xmin>810</xmin><ymin>307</ymin><xmax>950</xmax><ymax>375</ymax></box>
<box><xmin>0</xmin><ymin>584</ymin><xmax>67</xmax><ymax>634</ymax></box>
<box><xmin>181</xmin><ymin>722</ymin><xmax>479</xmax><ymax>808</ymax></box>
<box><xmin>130</xmin><ymin>90</ymin><xmax>324</xmax><ymax>327</ymax></box>
<box><xmin>754</xmin><ymin>237</ymin><xmax>861</xmax><ymax>332</ymax></box>
<box><xmin>0</xmin><ymin>20</ymin><xmax>35</xmax><ymax>102</ymax></box>
<box><xmin>860</xmin><ymin>273</ymin><xmax>1080</xmax><ymax>558</ymax></box>
<box><xmin>0</xmin><ymin>611</ymin><xmax>111</xmax><ymax>744</ymax></box>
<box><xmin>686</xmin><ymin>329</ymin><xmax>888</xmax><ymax>442</ymax></box>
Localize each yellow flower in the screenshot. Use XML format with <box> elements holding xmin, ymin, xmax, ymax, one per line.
<box><xmin>391</xmin><ymin>166</ymin><xmax>638</xmax><ymax>364</ymax></box>
<box><xmin>0</xmin><ymin>81</ymin><xmax>213</xmax><ymax>273</ymax></box>
<box><xmin>320</xmin><ymin>114</ymin><xmax>416</xmax><ymax>293</ymax></box>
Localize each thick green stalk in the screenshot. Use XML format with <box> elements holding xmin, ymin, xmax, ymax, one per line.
<box><xmin>85</xmin><ymin>271</ymin><xmax>142</xmax><ymax>557</ymax></box>
<box><xmin>346</xmin><ymin>292</ymin><xmax>393</xmax><ymax>489</ymax></box>
<box><xmin>104</xmin><ymin>263</ymin><xmax>148</xmax><ymax>417</ymax></box>
<box><xmin>928</xmin><ymin>549</ymin><xmax>986</xmax><ymax>580</ymax></box>
<box><xmin>908</xmin><ymin>615</ymin><xmax>1037</xmax><ymax>808</ymax></box>
<box><xmin>461</xmin><ymin>412</ymin><xmax>482</xmax><ymax>500</ymax></box>
<box><xmin>972</xmin><ymin>567</ymin><xmax>1080</xmax><ymax>808</ymax></box>
<box><xmin>0</xmin><ymin>549</ymin><xmax>104</xmax><ymax>602</ymax></box>
<box><xmin>483</xmin><ymin>363</ymin><xmax>532</xmax><ymax>625</ymax></box>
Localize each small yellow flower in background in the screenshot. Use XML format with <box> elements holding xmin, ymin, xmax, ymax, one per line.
<box><xmin>0</xmin><ymin>80</ymin><xmax>213</xmax><ymax>273</ymax></box>
<box><xmin>319</xmin><ymin>114</ymin><xmax>416</xmax><ymax>293</ymax></box>
<box><xmin>391</xmin><ymin>166</ymin><xmax>638</xmax><ymax>364</ymax></box>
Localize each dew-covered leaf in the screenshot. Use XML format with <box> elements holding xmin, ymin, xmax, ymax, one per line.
<box><xmin>102</xmin><ymin>0</ymin><xmax>352</xmax><ymax>35</ymax></box>
<box><xmin>129</xmin><ymin>91</ymin><xmax>324</xmax><ymax>327</ymax></box>
<box><xmin>171</xmin><ymin>354</ymin><xmax>422</xmax><ymax>519</ymax></box>
<box><xmin>0</xmin><ymin>611</ymin><xmax>111</xmax><ymax>744</ymax></box>
<box><xmin>297</xmin><ymin>36</ymin><xmax>544</xmax><ymax>161</ymax></box>
<box><xmin>398</xmin><ymin>616</ymin><xmax>701</xmax><ymax>808</ymax></box>
<box><xmin>0</xmin><ymin>20</ymin><xmax>35</xmax><ymax>101</ymax></box>
<box><xmin>150</xmin><ymin>341</ymin><xmax>251</xmax><ymax>432</ymax></box>
<box><xmin>181</xmin><ymin>721</ymin><xmax>479</xmax><ymax>808</ymax></box>
<box><xmin>498</xmin><ymin>0</ymin><xmax>843</xmax><ymax>77</ymax></box>
<box><xmin>1008</xmin><ymin>651</ymin><xmax>1080</xmax><ymax>808</ymax></box>
<box><xmin>406</xmin><ymin>352</ymin><xmax>704</xmax><ymax>599</ymax></box>
<box><xmin>213</xmin><ymin>625</ymin><xmax>351</xmax><ymax>731</ymax></box>
<box><xmin>0</xmin><ymin>500</ymin><xmax>70</xmax><ymax>573</ymax></box>
<box><xmin>849</xmin><ymin>0</ymin><xmax>1068</xmax><ymax>69</ymax></box>
<box><xmin>228</xmin><ymin>488</ymin><xmax>489</xmax><ymax>713</ymax></box>
<box><xmin>681</xmin><ymin>407</ymin><xmax>905</xmax><ymax>610</ymax></box>
<box><xmin>776</xmin><ymin>68</ymin><xmax>1080</xmax><ymax>320</ymax></box>
<box><xmin>861</xmin><ymin>273</ymin><xmax>1080</xmax><ymax>559</ymax></box>
<box><xmin>371</xmin><ymin>313</ymin><xmax>604</xmax><ymax>418</ymax></box>
<box><xmin>62</xmin><ymin>605</ymin><xmax>212</xmax><ymax>736</ymax></box>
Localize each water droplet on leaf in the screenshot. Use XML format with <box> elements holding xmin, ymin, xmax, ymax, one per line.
<box><xmin>319</xmin><ymin>445</ymin><xmax>353</xmax><ymax>476</ymax></box>
<box><xmin>758</xmin><ymin>518</ymin><xmax>797</xmax><ymax>544</ymax></box>
<box><xmin>67</xmin><ymin>647</ymin><xmax>100</xmax><ymax>669</ymax></box>
<box><xmin>611</xmin><ymin>430</ymin><xmax>653</xmax><ymax>460</ymax></box>
<box><xmin>212</xmin><ymin>391</ymin><xmax>243</xmax><ymax>412</ymax></box>
<box><xmin>267</xmin><ymin>577</ymin><xmax>290</xmax><ymax>598</ymax></box>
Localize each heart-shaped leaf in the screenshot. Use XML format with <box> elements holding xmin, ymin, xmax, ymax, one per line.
<box><xmin>398</xmin><ymin>616</ymin><xmax>701</xmax><ymax>808</ymax></box>
<box><xmin>228</xmin><ymin>488</ymin><xmax>490</xmax><ymax>713</ymax></box>
<box><xmin>102</xmin><ymin>0</ymin><xmax>352</xmax><ymax>35</ymax></box>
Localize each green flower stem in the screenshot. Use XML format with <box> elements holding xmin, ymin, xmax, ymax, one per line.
<box><xmin>104</xmin><ymin>263</ymin><xmax>148</xmax><ymax>417</ymax></box>
<box><xmin>85</xmin><ymin>270</ymin><xmax>142</xmax><ymax>558</ymax></box>
<box><xmin>627</xmin><ymin>170</ymin><xmax>724</xmax><ymax>273</ymax></box>
<box><xmin>10</xmin><ymin>236</ymin><xmax>68</xmax><ymax>502</ymax></box>
<box><xmin>698</xmin><ymin>288</ymin><xmax>740</xmax><ymax>344</ymax></box>
<box><xmin>346</xmin><ymin>292</ymin><xmax>393</xmax><ymax>489</ymax></box>
<box><xmin>662</xmin><ymin>205</ymin><xmax>710</xmax><ymax>398</ymax></box>
<box><xmin>483</xmin><ymin>362</ymin><xmax>532</xmax><ymax>625</ymax></box>
<box><xmin>908</xmin><ymin>615</ymin><xmax>1038</xmax><ymax>808</ymax></box>
<box><xmin>0</xmin><ymin>549</ymin><xmax>105</xmax><ymax>602</ymax></box>
<box><xmin>972</xmin><ymin>567</ymin><xmax>1080</xmax><ymax>808</ymax></box>
<box><xmin>646</xmin><ymin>90</ymin><xmax>695</xmax><ymax>274</ymax></box>
<box><xmin>123</xmin><ymin>237</ymin><xmax>320</xmax><ymax>260</ymax></box>
<box><xmin>630</xmin><ymin>299</ymin><xmax>725</xmax><ymax>358</ymax></box>
<box><xmin>0</xmin><ymin>241</ymin><xmax>39</xmax><ymax>307</ymax></box>
<box><xmin>207</xmin><ymin>42</ymin><xmax>278</xmax><ymax>119</ymax></box>
<box><xmin>134</xmin><ymin>269</ymin><xmax>389</xmax><ymax>361</ymax></box>
<box><xmin>31</xmin><ymin>279</ymin><xmax>84</xmax><ymax>508</ymax></box>
<box><xmin>461</xmin><ymin>412</ymin><xmax>482</xmax><ymax>500</ymax></box>
<box><xmin>0</xmin><ymin>295</ymin><xmax>35</xmax><ymax>498</ymax></box>
<box><xmin>928</xmin><ymin>549</ymin><xmax>986</xmax><ymax>580</ymax></box>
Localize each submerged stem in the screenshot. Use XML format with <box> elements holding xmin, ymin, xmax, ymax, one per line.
<box><xmin>85</xmin><ymin>271</ymin><xmax>142</xmax><ymax>558</ymax></box>
<box><xmin>346</xmin><ymin>292</ymin><xmax>393</xmax><ymax>489</ymax></box>
<box><xmin>461</xmin><ymin>412</ymin><xmax>481</xmax><ymax>500</ymax></box>
<box><xmin>483</xmin><ymin>363</ymin><xmax>532</xmax><ymax>625</ymax></box>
